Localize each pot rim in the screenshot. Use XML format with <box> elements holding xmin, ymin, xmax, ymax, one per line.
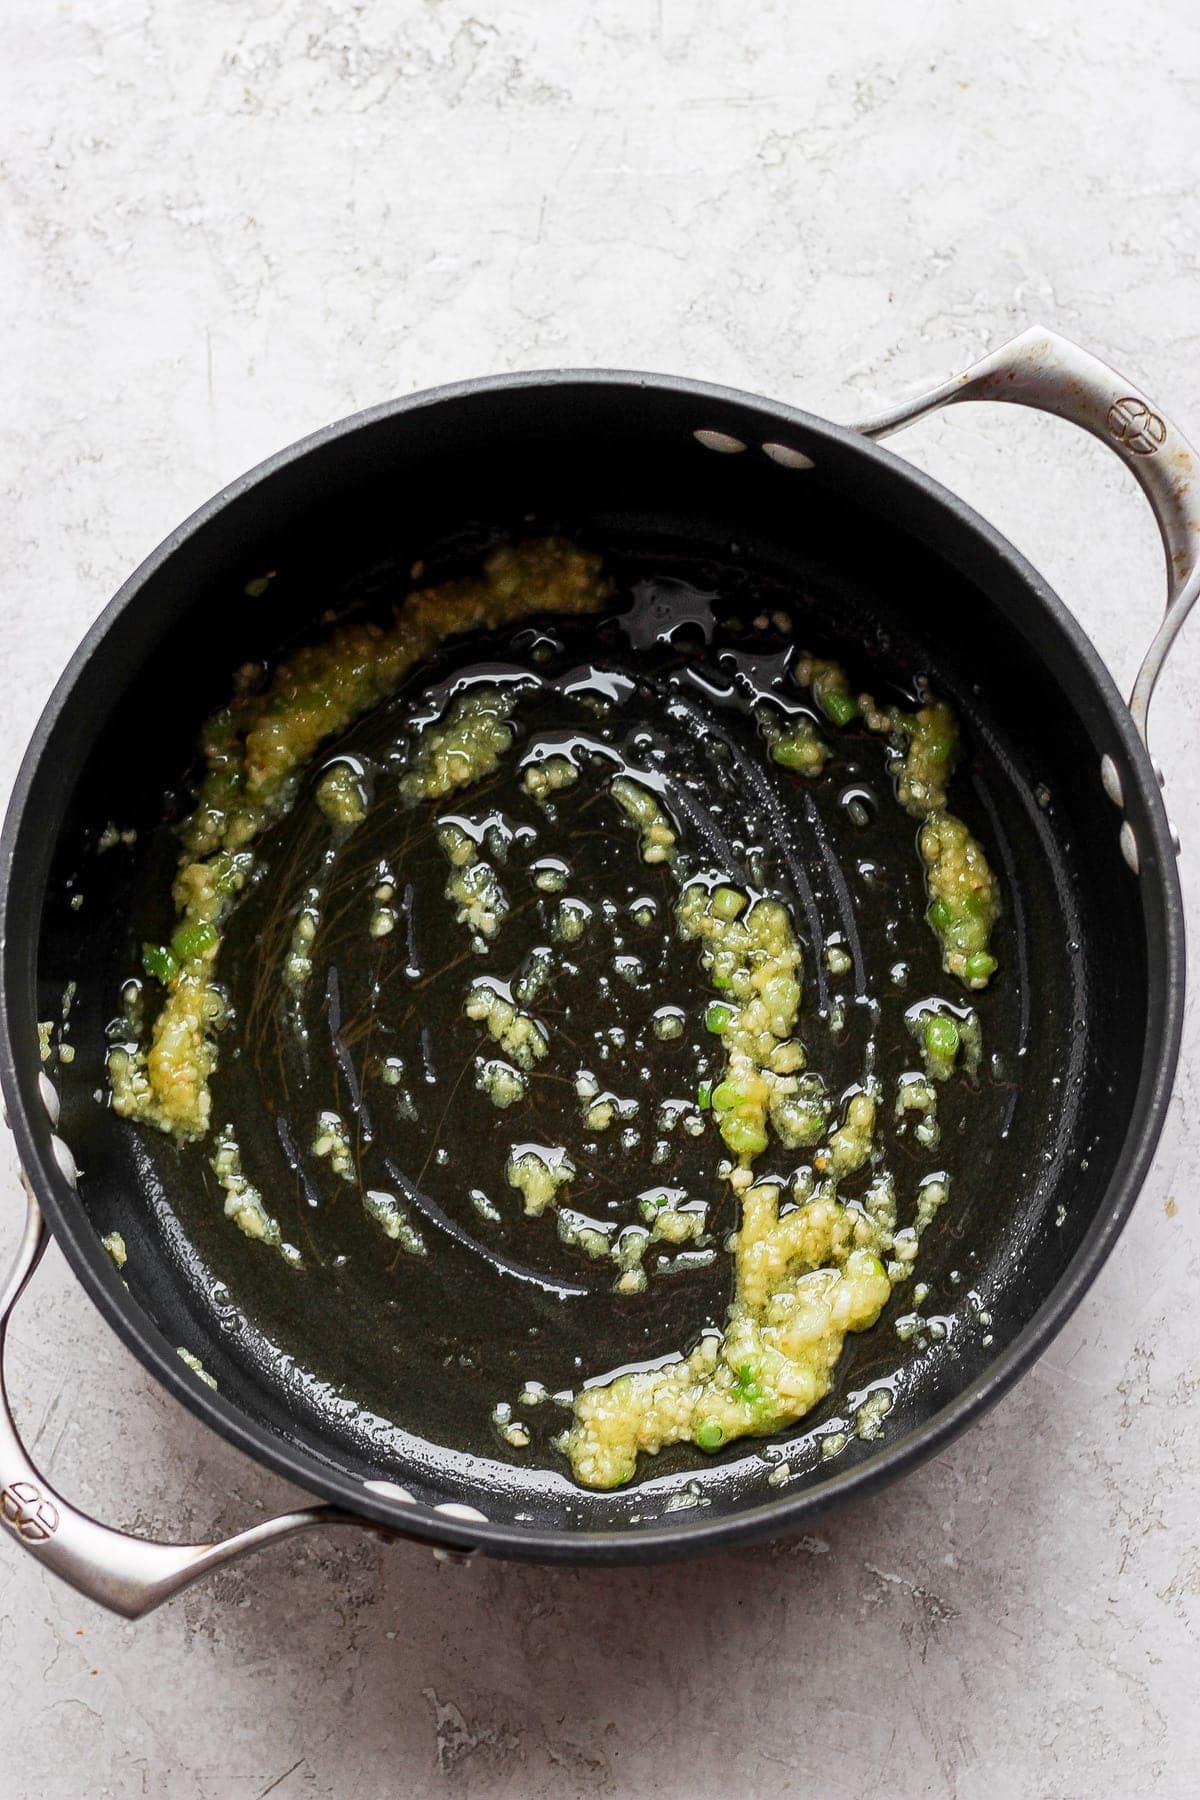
<box><xmin>0</xmin><ymin>367</ymin><xmax>1184</xmax><ymax>1562</ymax></box>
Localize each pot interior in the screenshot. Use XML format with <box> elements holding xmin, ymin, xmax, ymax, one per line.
<box><xmin>8</xmin><ymin>379</ymin><xmax>1166</xmax><ymax>1547</ymax></box>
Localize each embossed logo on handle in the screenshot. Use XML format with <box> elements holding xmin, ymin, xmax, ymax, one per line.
<box><xmin>1</xmin><ymin>1480</ymin><xmax>60</xmax><ymax>1542</ymax></box>
<box><xmin>1108</xmin><ymin>396</ymin><xmax>1167</xmax><ymax>456</ymax></box>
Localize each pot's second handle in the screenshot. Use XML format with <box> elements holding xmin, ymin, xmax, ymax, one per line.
<box><xmin>0</xmin><ymin>1187</ymin><xmax>411</xmax><ymax>1618</ymax></box>
<box><xmin>853</xmin><ymin>325</ymin><xmax>1200</xmax><ymax>752</ymax></box>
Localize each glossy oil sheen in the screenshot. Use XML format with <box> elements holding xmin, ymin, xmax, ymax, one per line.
<box><xmin>136</xmin><ymin>579</ymin><xmax>1045</xmax><ymax>1478</ymax></box>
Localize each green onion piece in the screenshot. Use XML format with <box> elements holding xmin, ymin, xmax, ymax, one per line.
<box><xmin>719</xmin><ymin>1115</ymin><xmax>769</xmax><ymax>1157</ymax></box>
<box><xmin>141</xmin><ymin>942</ymin><xmax>179</xmax><ymax>985</ymax></box>
<box><xmin>696</xmin><ymin>1080</ymin><xmax>713</xmax><ymax>1111</ymax></box>
<box><xmin>850</xmin><ymin>1251</ymin><xmax>888</xmax><ymax>1281</ymax></box>
<box><xmin>695</xmin><ymin>1420</ymin><xmax>726</xmax><ymax>1451</ymax></box>
<box><xmin>705</xmin><ymin>1002</ymin><xmax>734</xmax><ymax>1034</ymax></box>
<box><xmin>963</xmin><ymin>950</ymin><xmax>997</xmax><ymax>983</ymax></box>
<box><xmin>735</xmin><ymin>1359</ymin><xmax>763</xmax><ymax>1403</ymax></box>
<box><xmin>924</xmin><ymin>1014</ymin><xmax>961</xmax><ymax>1063</ymax></box>
<box><xmin>170</xmin><ymin>920</ymin><xmax>219</xmax><ymax>964</ymax></box>
<box><xmin>638</xmin><ymin>1192</ymin><xmax>669</xmax><ymax>1222</ymax></box>
<box><xmin>820</xmin><ymin>690</ymin><xmax>859</xmax><ymax>726</ymax></box>
<box><xmin>710</xmin><ymin>886</ymin><xmax>746</xmax><ymax>922</ymax></box>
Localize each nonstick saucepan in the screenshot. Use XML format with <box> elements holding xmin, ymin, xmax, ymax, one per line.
<box><xmin>1</xmin><ymin>327</ymin><xmax>1195</xmax><ymax>1616</ymax></box>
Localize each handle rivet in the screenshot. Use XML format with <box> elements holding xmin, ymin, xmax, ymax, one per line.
<box><xmin>50</xmin><ymin>1135</ymin><xmax>78</xmax><ymax>1189</ymax></box>
<box><xmin>1100</xmin><ymin>755</ymin><xmax>1124</xmax><ymax>809</ymax></box>
<box><xmin>1119</xmin><ymin>820</ymin><xmax>1140</xmax><ymax>873</ymax></box>
<box><xmin>762</xmin><ymin>442</ymin><xmax>815</xmax><ymax>470</ymax></box>
<box><xmin>693</xmin><ymin>429</ymin><xmax>746</xmax><ymax>455</ymax></box>
<box><xmin>37</xmin><ymin>1073</ymin><xmax>59</xmax><ymax>1127</ymax></box>
<box><xmin>362</xmin><ymin>1478</ymin><xmax>416</xmax><ymax>1505</ymax></box>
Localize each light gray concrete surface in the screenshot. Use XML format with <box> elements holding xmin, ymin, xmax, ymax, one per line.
<box><xmin>3</xmin><ymin>3</ymin><xmax>1200</xmax><ymax>1795</ymax></box>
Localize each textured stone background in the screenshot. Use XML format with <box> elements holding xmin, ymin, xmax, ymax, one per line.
<box><xmin>3</xmin><ymin>3</ymin><xmax>1200</xmax><ymax>1795</ymax></box>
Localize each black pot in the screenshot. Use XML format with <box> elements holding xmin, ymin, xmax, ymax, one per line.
<box><xmin>1</xmin><ymin>327</ymin><xmax>1194</xmax><ymax>1615</ymax></box>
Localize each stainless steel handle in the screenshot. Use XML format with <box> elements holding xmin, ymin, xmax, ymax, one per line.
<box><xmin>853</xmin><ymin>325</ymin><xmax>1200</xmax><ymax>751</ymax></box>
<box><xmin>0</xmin><ymin>1186</ymin><xmax>380</xmax><ymax>1618</ymax></box>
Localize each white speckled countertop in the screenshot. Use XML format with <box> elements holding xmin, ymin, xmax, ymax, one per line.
<box><xmin>3</xmin><ymin>3</ymin><xmax>1200</xmax><ymax>1794</ymax></box>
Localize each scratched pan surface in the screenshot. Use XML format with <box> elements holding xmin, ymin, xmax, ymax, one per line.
<box><xmin>1</xmin><ymin>376</ymin><xmax>1180</xmax><ymax>1560</ymax></box>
